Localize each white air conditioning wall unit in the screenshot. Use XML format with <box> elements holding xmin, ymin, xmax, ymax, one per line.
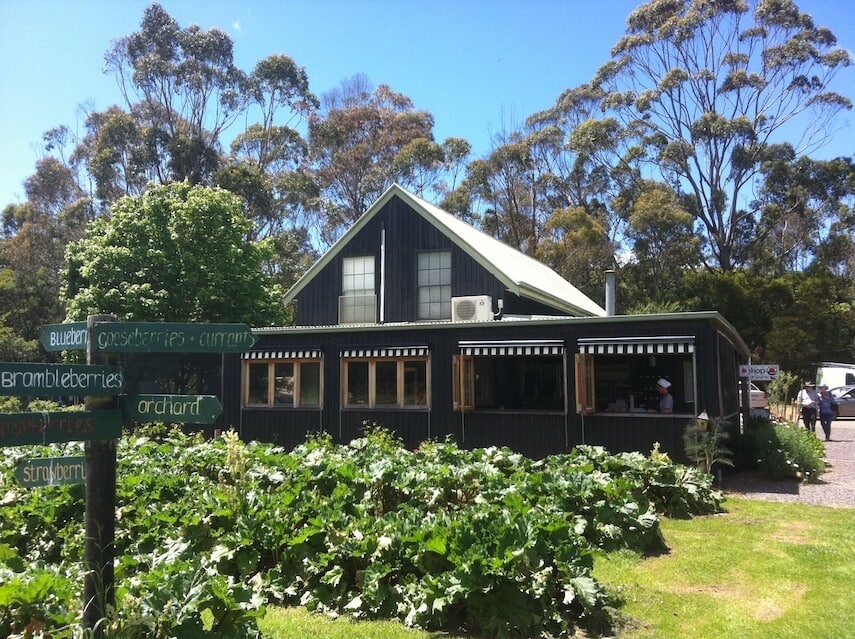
<box><xmin>451</xmin><ymin>295</ymin><xmax>493</xmax><ymax>322</ymax></box>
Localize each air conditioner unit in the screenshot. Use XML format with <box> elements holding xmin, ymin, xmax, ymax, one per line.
<box><xmin>451</xmin><ymin>295</ymin><xmax>493</xmax><ymax>322</ymax></box>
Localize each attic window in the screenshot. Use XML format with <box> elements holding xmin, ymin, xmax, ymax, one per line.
<box><xmin>340</xmin><ymin>256</ymin><xmax>376</xmax><ymax>323</ymax></box>
<box><xmin>417</xmin><ymin>250</ymin><xmax>451</xmax><ymax>320</ymax></box>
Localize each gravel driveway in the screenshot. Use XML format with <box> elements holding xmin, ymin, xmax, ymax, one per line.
<box><xmin>721</xmin><ymin>418</ymin><xmax>855</xmax><ymax>508</ymax></box>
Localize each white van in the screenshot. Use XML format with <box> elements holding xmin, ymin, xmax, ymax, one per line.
<box><xmin>816</xmin><ymin>362</ymin><xmax>855</xmax><ymax>388</ymax></box>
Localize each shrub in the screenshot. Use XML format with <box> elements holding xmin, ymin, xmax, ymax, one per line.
<box><xmin>735</xmin><ymin>417</ymin><xmax>826</xmax><ymax>481</ymax></box>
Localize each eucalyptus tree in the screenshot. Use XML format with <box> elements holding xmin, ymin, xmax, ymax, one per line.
<box><xmin>0</xmin><ymin>156</ymin><xmax>93</xmax><ymax>344</ymax></box>
<box><xmin>455</xmin><ymin>85</ymin><xmax>630</xmax><ymax>298</ymax></box>
<box><xmin>455</xmin><ymin>120</ymin><xmax>577</xmax><ymax>255</ymax></box>
<box><xmin>307</xmin><ymin>75</ymin><xmax>436</xmax><ymax>246</ymax></box>
<box><xmin>620</xmin><ymin>181</ymin><xmax>703</xmax><ymax>306</ymax></box>
<box><xmin>527</xmin><ymin>82</ymin><xmax>643</xmax><ymax>248</ymax></box>
<box><xmin>751</xmin><ymin>150</ymin><xmax>855</xmax><ymax>276</ymax></box>
<box><xmin>392</xmin><ymin>136</ymin><xmax>473</xmax><ymax>201</ymax></box>
<box><xmin>590</xmin><ymin>0</ymin><xmax>851</xmax><ymax>270</ymax></box>
<box><xmin>105</xmin><ymin>3</ymin><xmax>247</xmax><ymax>184</ymax></box>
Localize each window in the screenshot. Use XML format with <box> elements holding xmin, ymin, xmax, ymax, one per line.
<box><xmin>342</xmin><ymin>349</ymin><xmax>430</xmax><ymax>408</ymax></box>
<box><xmin>340</xmin><ymin>256</ymin><xmax>376</xmax><ymax>323</ymax></box>
<box><xmin>417</xmin><ymin>250</ymin><xmax>451</xmax><ymax>320</ymax></box>
<box><xmin>575</xmin><ymin>337</ymin><xmax>695</xmax><ymax>414</ymax></box>
<box><xmin>453</xmin><ymin>341</ymin><xmax>566</xmax><ymax>411</ymax></box>
<box><xmin>243</xmin><ymin>356</ymin><xmax>323</xmax><ymax>407</ymax></box>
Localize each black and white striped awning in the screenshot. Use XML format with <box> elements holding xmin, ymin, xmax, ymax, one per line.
<box><xmin>242</xmin><ymin>349</ymin><xmax>323</xmax><ymax>360</ymax></box>
<box><xmin>459</xmin><ymin>340</ymin><xmax>565</xmax><ymax>356</ymax></box>
<box><xmin>340</xmin><ymin>346</ymin><xmax>430</xmax><ymax>358</ymax></box>
<box><xmin>577</xmin><ymin>337</ymin><xmax>695</xmax><ymax>355</ymax></box>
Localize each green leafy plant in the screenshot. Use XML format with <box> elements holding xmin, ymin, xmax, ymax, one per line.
<box><xmin>683</xmin><ymin>415</ymin><xmax>734</xmax><ymax>477</ymax></box>
<box><xmin>0</xmin><ymin>427</ymin><xmax>724</xmax><ymax>638</ymax></box>
<box><xmin>735</xmin><ymin>417</ymin><xmax>826</xmax><ymax>481</ymax></box>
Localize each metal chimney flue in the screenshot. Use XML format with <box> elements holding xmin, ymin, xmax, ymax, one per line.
<box><xmin>605</xmin><ymin>270</ymin><xmax>616</xmax><ymax>316</ymax></box>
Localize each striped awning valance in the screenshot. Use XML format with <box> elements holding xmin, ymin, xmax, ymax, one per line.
<box><xmin>242</xmin><ymin>349</ymin><xmax>323</xmax><ymax>360</ymax></box>
<box><xmin>577</xmin><ymin>337</ymin><xmax>695</xmax><ymax>355</ymax></box>
<box><xmin>340</xmin><ymin>346</ymin><xmax>430</xmax><ymax>358</ymax></box>
<box><xmin>459</xmin><ymin>340</ymin><xmax>565</xmax><ymax>356</ymax></box>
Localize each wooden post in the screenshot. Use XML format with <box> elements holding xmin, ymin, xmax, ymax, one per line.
<box><xmin>83</xmin><ymin>314</ymin><xmax>118</xmax><ymax>635</ymax></box>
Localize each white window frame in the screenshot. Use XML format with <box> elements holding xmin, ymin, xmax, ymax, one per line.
<box><xmin>417</xmin><ymin>250</ymin><xmax>451</xmax><ymax>320</ymax></box>
<box><xmin>340</xmin><ymin>256</ymin><xmax>376</xmax><ymax>323</ymax></box>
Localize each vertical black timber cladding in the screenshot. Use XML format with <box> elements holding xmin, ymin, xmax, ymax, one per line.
<box><xmin>224</xmin><ymin>308</ymin><xmax>748</xmax><ymax>461</ymax></box>
<box><xmin>293</xmin><ymin>195</ymin><xmax>513</xmax><ymax>326</ymax></box>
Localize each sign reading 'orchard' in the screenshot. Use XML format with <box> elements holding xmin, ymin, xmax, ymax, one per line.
<box><xmin>91</xmin><ymin>322</ymin><xmax>256</xmax><ymax>353</ymax></box>
<box><xmin>0</xmin><ymin>363</ymin><xmax>124</xmax><ymax>396</ymax></box>
<box><xmin>122</xmin><ymin>394</ymin><xmax>222</xmax><ymax>424</ymax></box>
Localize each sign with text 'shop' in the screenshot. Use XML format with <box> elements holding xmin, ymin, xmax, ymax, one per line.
<box><xmin>0</xmin><ymin>410</ymin><xmax>122</xmax><ymax>447</ymax></box>
<box><xmin>0</xmin><ymin>363</ymin><xmax>124</xmax><ymax>396</ymax></box>
<box><xmin>738</xmin><ymin>364</ymin><xmax>780</xmax><ymax>380</ymax></box>
<box><xmin>91</xmin><ymin>322</ymin><xmax>256</xmax><ymax>353</ymax></box>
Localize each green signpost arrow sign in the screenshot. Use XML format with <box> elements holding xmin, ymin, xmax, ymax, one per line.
<box><xmin>0</xmin><ymin>410</ymin><xmax>122</xmax><ymax>447</ymax></box>
<box><xmin>15</xmin><ymin>456</ymin><xmax>87</xmax><ymax>488</ymax></box>
<box><xmin>122</xmin><ymin>394</ymin><xmax>222</xmax><ymax>424</ymax></box>
<box><xmin>0</xmin><ymin>363</ymin><xmax>124</xmax><ymax>396</ymax></box>
<box><xmin>39</xmin><ymin>322</ymin><xmax>88</xmax><ymax>352</ymax></box>
<box><xmin>91</xmin><ymin>322</ymin><xmax>256</xmax><ymax>353</ymax></box>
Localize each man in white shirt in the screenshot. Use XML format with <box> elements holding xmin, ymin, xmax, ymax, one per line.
<box><xmin>796</xmin><ymin>381</ymin><xmax>819</xmax><ymax>431</ymax></box>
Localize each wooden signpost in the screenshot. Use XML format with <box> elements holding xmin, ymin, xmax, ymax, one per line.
<box><xmin>2</xmin><ymin>316</ymin><xmax>254</xmax><ymax>636</ymax></box>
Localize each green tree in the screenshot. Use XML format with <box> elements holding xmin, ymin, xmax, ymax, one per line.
<box><xmin>62</xmin><ymin>182</ymin><xmax>286</xmax><ymax>327</ymax></box>
<box><xmin>308</xmin><ymin>75</ymin><xmax>436</xmax><ymax>246</ymax></box>
<box><xmin>0</xmin><ymin>158</ymin><xmax>92</xmax><ymax>347</ymax></box>
<box><xmin>752</xmin><ymin>151</ymin><xmax>855</xmax><ymax>275</ymax></box>
<box><xmin>105</xmin><ymin>3</ymin><xmax>248</xmax><ymax>184</ymax></box>
<box><xmin>676</xmin><ymin>270</ymin><xmax>792</xmax><ymax>357</ymax></box>
<box><xmin>621</xmin><ymin>181</ymin><xmax>702</xmax><ymax>305</ymax></box>
<box><xmin>590</xmin><ymin>0</ymin><xmax>851</xmax><ymax>270</ymax></box>
<box><xmin>536</xmin><ymin>205</ymin><xmax>616</xmax><ymax>303</ymax></box>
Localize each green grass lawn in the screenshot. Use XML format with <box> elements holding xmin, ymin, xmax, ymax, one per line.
<box><xmin>595</xmin><ymin>497</ymin><xmax>855</xmax><ymax>639</ymax></box>
<box><xmin>259</xmin><ymin>497</ymin><xmax>855</xmax><ymax>639</ymax></box>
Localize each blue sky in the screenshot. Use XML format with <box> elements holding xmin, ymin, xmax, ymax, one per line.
<box><xmin>1</xmin><ymin>0</ymin><xmax>853</xmax><ymax>207</ymax></box>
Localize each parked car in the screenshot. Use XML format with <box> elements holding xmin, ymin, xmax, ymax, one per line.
<box><xmin>829</xmin><ymin>386</ymin><xmax>855</xmax><ymax>418</ymax></box>
<box><xmin>739</xmin><ymin>381</ymin><xmax>769</xmax><ymax>409</ymax></box>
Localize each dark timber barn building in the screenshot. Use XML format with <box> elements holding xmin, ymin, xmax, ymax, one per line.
<box><xmin>220</xmin><ymin>185</ymin><xmax>751</xmax><ymax>461</ymax></box>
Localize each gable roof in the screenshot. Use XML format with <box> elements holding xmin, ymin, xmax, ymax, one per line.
<box><xmin>284</xmin><ymin>184</ymin><xmax>606</xmax><ymax>318</ymax></box>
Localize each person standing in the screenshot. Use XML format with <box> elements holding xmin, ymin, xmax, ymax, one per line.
<box><xmin>655</xmin><ymin>378</ymin><xmax>674</xmax><ymax>413</ymax></box>
<box><xmin>817</xmin><ymin>384</ymin><xmax>838</xmax><ymax>442</ymax></box>
<box><xmin>797</xmin><ymin>381</ymin><xmax>819</xmax><ymax>431</ymax></box>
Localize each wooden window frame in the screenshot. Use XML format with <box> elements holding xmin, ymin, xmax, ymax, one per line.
<box><xmin>342</xmin><ymin>357</ymin><xmax>430</xmax><ymax>409</ymax></box>
<box><xmin>574</xmin><ymin>353</ymin><xmax>595</xmax><ymax>415</ymax></box>
<box><xmin>243</xmin><ymin>359</ymin><xmax>323</xmax><ymax>408</ymax></box>
<box><xmin>452</xmin><ymin>355</ymin><xmax>475</xmax><ymax>411</ymax></box>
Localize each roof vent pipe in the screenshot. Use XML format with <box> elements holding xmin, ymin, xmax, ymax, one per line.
<box><xmin>605</xmin><ymin>270</ymin><xmax>616</xmax><ymax>316</ymax></box>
